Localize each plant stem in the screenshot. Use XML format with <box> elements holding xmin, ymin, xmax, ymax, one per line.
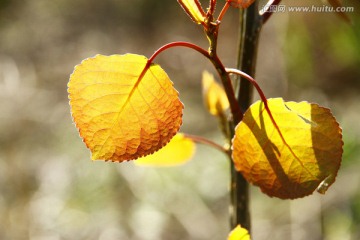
<box><xmin>260</xmin><ymin>0</ymin><xmax>282</xmax><ymax>24</ymax></box>
<box><xmin>236</xmin><ymin>2</ymin><xmax>262</xmax><ymax>114</ymax></box>
<box><xmin>148</xmin><ymin>41</ymin><xmax>209</xmax><ymax>63</ymax></box>
<box><xmin>147</xmin><ymin>41</ymin><xmax>242</xmax><ymax>123</ymax></box>
<box><xmin>209</xmin><ymin>54</ymin><xmax>242</xmax><ymax>124</ymax></box>
<box><xmin>225</xmin><ymin>68</ymin><xmax>267</xmax><ymax>103</ymax></box>
<box><xmin>230</xmin><ymin>1</ymin><xmax>263</xmax><ymax>232</ymax></box>
<box><xmin>183</xmin><ymin>133</ymin><xmax>230</xmax><ymax>156</ymax></box>
<box><xmin>226</xmin><ymin>68</ymin><xmax>286</xmax><ymax>148</ymax></box>
<box><xmin>218</xmin><ymin>1</ymin><xmax>230</xmax><ymax>22</ymax></box>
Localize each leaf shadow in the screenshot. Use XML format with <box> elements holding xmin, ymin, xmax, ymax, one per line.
<box><xmin>284</xmin><ymin>103</ymin><xmax>340</xmax><ymax>195</ymax></box>
<box><xmin>243</xmin><ymin>101</ymin><xmax>341</xmax><ymax>199</ymax></box>
<box><xmin>243</xmin><ymin>102</ymin><xmax>293</xmax><ymax>198</ymax></box>
<box><xmin>245</xmin><ymin>103</ymin><xmax>324</xmax><ymax>199</ymax></box>
<box><xmin>308</xmin><ymin>104</ymin><xmax>341</xmax><ymax>194</ymax></box>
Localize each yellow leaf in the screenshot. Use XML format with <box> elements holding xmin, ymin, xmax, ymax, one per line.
<box><xmin>135</xmin><ymin>133</ymin><xmax>195</xmax><ymax>167</ymax></box>
<box><xmin>68</xmin><ymin>54</ymin><xmax>183</xmax><ymax>162</ymax></box>
<box><xmin>202</xmin><ymin>71</ymin><xmax>229</xmax><ymax>116</ymax></box>
<box><xmin>232</xmin><ymin>98</ymin><xmax>343</xmax><ymax>199</ymax></box>
<box><xmin>228</xmin><ymin>225</ymin><xmax>251</xmax><ymax>240</ymax></box>
<box><xmin>178</xmin><ymin>0</ymin><xmax>205</xmax><ymax>24</ymax></box>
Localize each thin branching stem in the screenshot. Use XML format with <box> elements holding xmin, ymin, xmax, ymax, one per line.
<box><xmin>209</xmin><ymin>0</ymin><xmax>217</xmax><ymax>15</ymax></box>
<box><xmin>137</xmin><ymin>42</ymin><xmax>209</xmax><ymax>88</ymax></box>
<box><xmin>226</xmin><ymin>68</ymin><xmax>267</xmax><ymax>103</ymax></box>
<box><xmin>147</xmin><ymin>40</ymin><xmax>242</xmax><ymax>124</ymax></box>
<box><xmin>184</xmin><ymin>133</ymin><xmax>230</xmax><ymax>156</ymax></box>
<box><xmin>226</xmin><ymin>67</ymin><xmax>288</xmax><ymax>145</ymax></box>
<box><xmin>218</xmin><ymin>1</ymin><xmax>230</xmax><ymax>22</ymax></box>
<box><xmin>148</xmin><ymin>41</ymin><xmax>210</xmax><ymax>63</ymax></box>
<box><xmin>209</xmin><ymin>55</ymin><xmax>243</xmax><ymax>124</ymax></box>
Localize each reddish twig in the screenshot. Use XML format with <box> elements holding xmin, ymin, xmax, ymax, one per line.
<box><xmin>225</xmin><ymin>67</ymin><xmax>287</xmax><ymax>148</ymax></box>
<box><xmin>183</xmin><ymin>133</ymin><xmax>230</xmax><ymax>156</ymax></box>
<box><xmin>148</xmin><ymin>41</ymin><xmax>210</xmax><ymax>63</ymax></box>
<box><xmin>218</xmin><ymin>1</ymin><xmax>231</xmax><ymax>22</ymax></box>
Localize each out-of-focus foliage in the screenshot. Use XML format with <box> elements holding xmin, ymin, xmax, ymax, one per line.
<box><xmin>135</xmin><ymin>133</ymin><xmax>196</xmax><ymax>167</ymax></box>
<box><xmin>0</xmin><ymin>0</ymin><xmax>359</xmax><ymax>239</ymax></box>
<box><xmin>202</xmin><ymin>70</ymin><xmax>229</xmax><ymax>117</ymax></box>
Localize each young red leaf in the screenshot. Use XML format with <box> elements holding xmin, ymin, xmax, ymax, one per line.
<box><xmin>228</xmin><ymin>0</ymin><xmax>255</xmax><ymax>9</ymax></box>
<box><xmin>68</xmin><ymin>54</ymin><xmax>183</xmax><ymax>162</ymax></box>
<box><xmin>232</xmin><ymin>98</ymin><xmax>343</xmax><ymax>199</ymax></box>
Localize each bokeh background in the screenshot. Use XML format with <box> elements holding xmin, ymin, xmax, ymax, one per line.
<box><xmin>0</xmin><ymin>0</ymin><xmax>359</xmax><ymax>239</ymax></box>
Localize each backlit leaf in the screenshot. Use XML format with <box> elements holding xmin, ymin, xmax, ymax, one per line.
<box><xmin>135</xmin><ymin>133</ymin><xmax>195</xmax><ymax>167</ymax></box>
<box><xmin>228</xmin><ymin>225</ymin><xmax>251</xmax><ymax>240</ymax></box>
<box><xmin>232</xmin><ymin>98</ymin><xmax>343</xmax><ymax>199</ymax></box>
<box><xmin>178</xmin><ymin>0</ymin><xmax>205</xmax><ymax>24</ymax></box>
<box><xmin>202</xmin><ymin>71</ymin><xmax>229</xmax><ymax>116</ymax></box>
<box><xmin>68</xmin><ymin>54</ymin><xmax>183</xmax><ymax>162</ymax></box>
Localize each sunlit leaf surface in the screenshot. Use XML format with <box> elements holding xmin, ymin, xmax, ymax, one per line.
<box><xmin>232</xmin><ymin>98</ymin><xmax>343</xmax><ymax>199</ymax></box>
<box><xmin>228</xmin><ymin>225</ymin><xmax>251</xmax><ymax>240</ymax></box>
<box><xmin>68</xmin><ymin>54</ymin><xmax>183</xmax><ymax>162</ymax></box>
<box><xmin>178</xmin><ymin>0</ymin><xmax>205</xmax><ymax>24</ymax></box>
<box><xmin>202</xmin><ymin>70</ymin><xmax>229</xmax><ymax>116</ymax></box>
<box><xmin>135</xmin><ymin>133</ymin><xmax>195</xmax><ymax>167</ymax></box>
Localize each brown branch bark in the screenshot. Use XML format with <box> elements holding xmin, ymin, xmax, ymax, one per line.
<box><xmin>230</xmin><ymin>0</ymin><xmax>263</xmax><ymax>232</ymax></box>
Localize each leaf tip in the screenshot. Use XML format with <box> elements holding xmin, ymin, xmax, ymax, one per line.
<box><xmin>316</xmin><ymin>174</ymin><xmax>336</xmax><ymax>194</ymax></box>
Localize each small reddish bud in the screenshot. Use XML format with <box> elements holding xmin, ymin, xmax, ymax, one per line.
<box><xmin>228</xmin><ymin>0</ymin><xmax>255</xmax><ymax>9</ymax></box>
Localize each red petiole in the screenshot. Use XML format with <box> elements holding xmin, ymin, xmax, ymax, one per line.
<box><xmin>218</xmin><ymin>1</ymin><xmax>231</xmax><ymax>22</ymax></box>
<box><xmin>145</xmin><ymin>41</ymin><xmax>243</xmax><ymax>124</ymax></box>
<box><xmin>184</xmin><ymin>133</ymin><xmax>230</xmax><ymax>156</ymax></box>
<box><xmin>225</xmin><ymin>67</ymin><xmax>288</xmax><ymax>145</ymax></box>
<box><xmin>148</xmin><ymin>41</ymin><xmax>210</xmax><ymax>63</ymax></box>
<box><xmin>137</xmin><ymin>42</ymin><xmax>209</xmax><ymax>89</ymax></box>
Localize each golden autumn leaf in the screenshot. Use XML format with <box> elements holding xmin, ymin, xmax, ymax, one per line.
<box><xmin>135</xmin><ymin>133</ymin><xmax>195</xmax><ymax>167</ymax></box>
<box><xmin>177</xmin><ymin>0</ymin><xmax>205</xmax><ymax>24</ymax></box>
<box><xmin>232</xmin><ymin>98</ymin><xmax>343</xmax><ymax>199</ymax></box>
<box><xmin>202</xmin><ymin>71</ymin><xmax>229</xmax><ymax>116</ymax></box>
<box><xmin>68</xmin><ymin>54</ymin><xmax>183</xmax><ymax>162</ymax></box>
<box><xmin>228</xmin><ymin>225</ymin><xmax>251</xmax><ymax>240</ymax></box>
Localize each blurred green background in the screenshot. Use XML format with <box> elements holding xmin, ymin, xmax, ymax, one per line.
<box><xmin>0</xmin><ymin>0</ymin><xmax>359</xmax><ymax>239</ymax></box>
